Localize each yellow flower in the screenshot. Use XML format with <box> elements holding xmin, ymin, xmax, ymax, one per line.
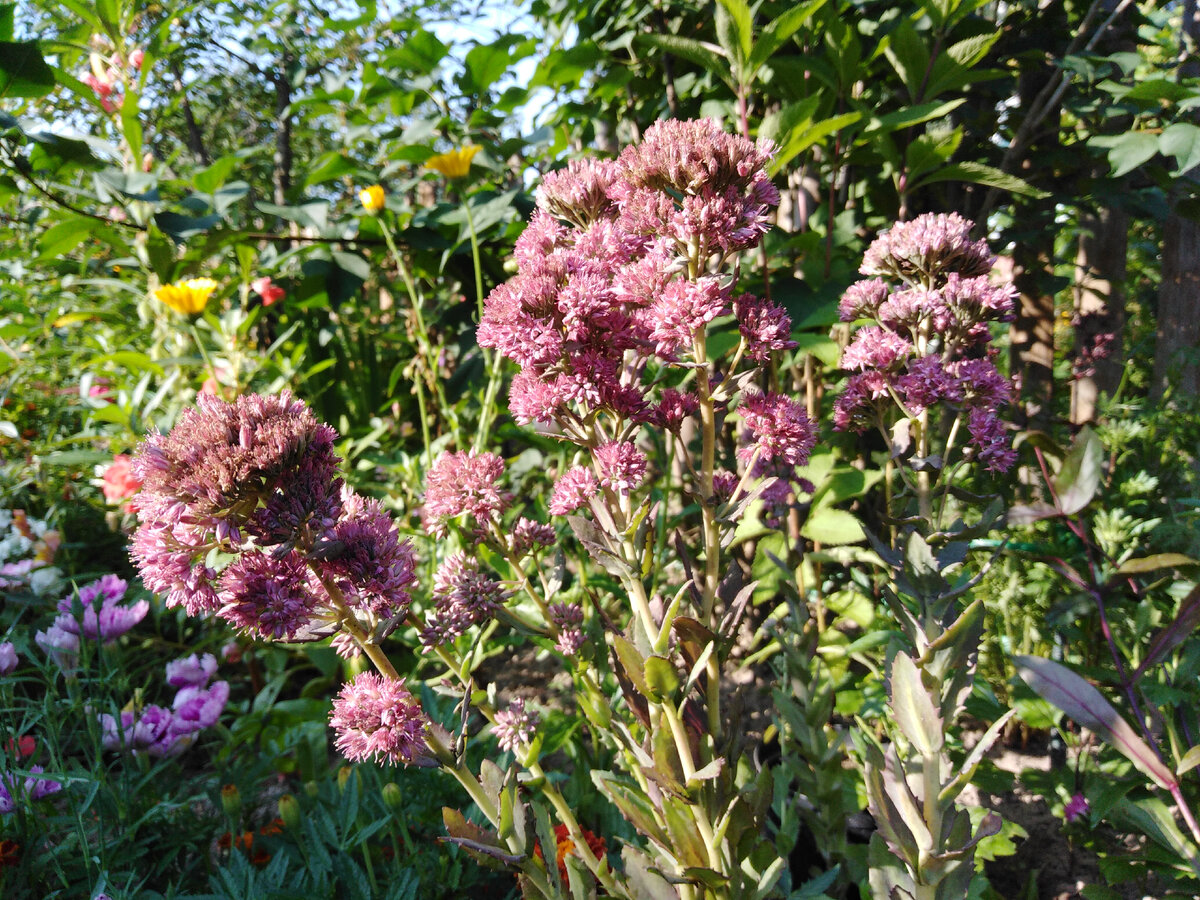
<box><xmin>358</xmin><ymin>184</ymin><xmax>386</xmax><ymax>213</ymax></box>
<box><xmin>425</xmin><ymin>145</ymin><xmax>481</xmax><ymax>179</ymax></box>
<box><xmin>154</xmin><ymin>278</ymin><xmax>218</xmax><ymax>315</ymax></box>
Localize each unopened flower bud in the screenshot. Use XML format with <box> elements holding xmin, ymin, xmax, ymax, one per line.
<box><xmin>278</xmin><ymin>793</ymin><xmax>301</xmax><ymax>830</ymax></box>
<box><xmin>220</xmin><ymin>783</ymin><xmax>242</xmax><ymax>818</ymax></box>
<box><xmin>142</xmin><ymin>152</ymin><xmax>154</xmax><ymax>173</ymax></box>
<box><xmin>382</xmin><ymin>782</ymin><xmax>404</xmax><ymax>812</ymax></box>
<box><xmin>337</xmin><ymin>765</ymin><xmax>355</xmax><ymax>793</ymax></box>
<box><xmin>304</xmin><ymin>780</ymin><xmax>319</xmax><ymax>798</ymax></box>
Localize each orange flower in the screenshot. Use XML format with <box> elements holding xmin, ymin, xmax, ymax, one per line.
<box><xmin>425</xmin><ymin>145</ymin><xmax>480</xmax><ymax>179</ymax></box>
<box><xmin>533</xmin><ymin>823</ymin><xmax>606</xmax><ymax>882</ymax></box>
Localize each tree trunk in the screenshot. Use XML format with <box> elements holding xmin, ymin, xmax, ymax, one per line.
<box><xmin>272</xmin><ymin>57</ymin><xmax>294</xmax><ymax>207</ymax></box>
<box><xmin>1155</xmin><ymin>214</ymin><xmax>1200</xmax><ymax>398</ymax></box>
<box><xmin>1071</xmin><ymin>203</ymin><xmax>1128</xmax><ymax>424</ymax></box>
<box><xmin>1154</xmin><ymin>0</ymin><xmax>1200</xmax><ymax>399</ymax></box>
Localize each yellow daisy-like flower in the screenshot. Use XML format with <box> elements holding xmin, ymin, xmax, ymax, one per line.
<box><xmin>359</xmin><ymin>184</ymin><xmax>386</xmax><ymax>213</ymax></box>
<box><xmin>154</xmin><ymin>278</ymin><xmax>218</xmax><ymax>315</ymax></box>
<box><xmin>425</xmin><ymin>145</ymin><xmax>481</xmax><ymax>179</ymax></box>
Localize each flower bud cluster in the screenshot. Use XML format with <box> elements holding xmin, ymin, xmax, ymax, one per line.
<box><xmin>834</xmin><ymin>213</ymin><xmax>1017</xmax><ymax>472</ymax></box>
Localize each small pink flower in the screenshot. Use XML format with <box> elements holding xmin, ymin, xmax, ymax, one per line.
<box><xmin>129</xmin><ymin>48</ymin><xmax>144</xmax><ymax>69</ymax></box>
<box><xmin>251</xmin><ymin>276</ymin><xmax>286</xmax><ymax>307</ymax></box>
<box><xmin>493</xmin><ymin>699</ymin><xmax>539</xmax><ymax>753</ymax></box>
<box><xmin>548</xmin><ymin>467</ymin><xmax>599</xmax><ymax>516</ymax></box>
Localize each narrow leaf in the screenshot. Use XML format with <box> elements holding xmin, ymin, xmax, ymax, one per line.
<box><xmin>913</xmin><ymin>162</ymin><xmax>1048</xmax><ymax>198</ymax></box>
<box><xmin>1132</xmin><ymin>584</ymin><xmax>1200</xmax><ymax>681</ymax></box>
<box><xmin>1014</xmin><ymin>655</ymin><xmax>1175</xmax><ymax>790</ymax></box>
<box><xmin>1117</xmin><ymin>553</ymin><xmax>1198</xmax><ymax>574</ymax></box>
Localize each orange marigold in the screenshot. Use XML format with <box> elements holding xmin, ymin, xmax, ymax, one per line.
<box><xmin>533</xmin><ymin>823</ymin><xmax>606</xmax><ymax>882</ymax></box>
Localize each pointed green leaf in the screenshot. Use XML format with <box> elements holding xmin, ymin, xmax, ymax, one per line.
<box><xmin>715</xmin><ymin>0</ymin><xmax>753</xmax><ymax>71</ymax></box>
<box><xmin>1159</xmin><ymin>122</ymin><xmax>1200</xmax><ymax>176</ymax></box>
<box><xmin>912</xmin><ymin>161</ymin><xmax>1048</xmax><ymax>198</ymax></box>
<box><xmin>747</xmin><ymin>0</ymin><xmax>828</xmax><ymax>73</ymax></box>
<box><xmin>1053</xmin><ymin>425</ymin><xmax>1103</xmax><ymax>514</ymax></box>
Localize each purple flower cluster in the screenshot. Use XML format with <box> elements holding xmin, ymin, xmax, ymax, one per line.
<box><xmin>130</xmin><ymin>392</ymin><xmax>416</xmax><ymax>645</ymax></box>
<box><xmin>834</xmin><ymin>213</ymin><xmax>1017</xmax><ymax>473</ymax></box>
<box><xmin>329</xmin><ymin>672</ymin><xmax>428</xmax><ymax>766</ymax></box>
<box><xmin>98</xmin><ymin>654</ymin><xmax>228</xmax><ymax>757</ymax></box>
<box><xmin>478</xmin><ymin>118</ymin><xmax>790</xmax><ymax>433</ymax></box>
<box><xmin>0</xmin><ymin>767</ymin><xmax>61</xmax><ymax>813</ymax></box>
<box><xmin>34</xmin><ymin>575</ymin><xmax>149</xmax><ymax>674</ymax></box>
<box><xmin>421</xmin><ymin>553</ymin><xmax>510</xmax><ymax>647</ymax></box>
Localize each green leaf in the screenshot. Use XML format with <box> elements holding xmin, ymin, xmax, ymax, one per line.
<box><xmin>864</xmin><ymin>99</ymin><xmax>966</xmax><ymax>134</ymax></box>
<box><xmin>715</xmin><ymin>0</ymin><xmax>752</xmax><ymax>73</ymax></box>
<box><xmin>770</xmin><ymin>111</ymin><xmax>861</xmax><ymax>174</ymax></box>
<box><xmin>800</xmin><ymin>506</ymin><xmax>865</xmax><ymax>545</ymax></box>
<box><xmin>1014</xmin><ymin>655</ymin><xmax>1176</xmax><ymax>790</ymax></box>
<box><xmin>1117</xmin><ymin>553</ymin><xmax>1198</xmax><ymax>574</ymax></box>
<box><xmin>1053</xmin><ymin>425</ymin><xmax>1103</xmax><ymax>514</ymax></box>
<box><xmin>1159</xmin><ymin>122</ymin><xmax>1200</xmax><ymax>176</ymax></box>
<box><xmin>890</xmin><ymin>652</ymin><xmax>943</xmax><ymax>755</ymax></box>
<box><xmin>385</xmin><ymin>30</ymin><xmax>447</xmax><ymax>75</ymax></box>
<box><xmin>748</xmin><ymin>0</ymin><xmax>828</xmax><ymax>74</ymax></box>
<box><xmin>945</xmin><ymin>31</ymin><xmax>1000</xmax><ymax>68</ymax></box>
<box><xmin>0</xmin><ymin>5</ymin><xmax>14</xmax><ymax>41</ymax></box>
<box><xmin>643</xmin><ymin>656</ymin><xmax>679</xmax><ymax>701</ymax></box>
<box><xmin>0</xmin><ymin>40</ymin><xmax>55</xmax><ymax>98</ymax></box>
<box><xmin>883</xmin><ymin>21</ymin><xmax>929</xmax><ymax>101</ymax></box>
<box><xmin>1090</xmin><ymin>131</ymin><xmax>1159</xmax><ymax>178</ymax></box>
<box><xmin>37</xmin><ymin>216</ymin><xmax>95</xmax><ymax>258</ymax></box>
<box><xmin>639</xmin><ymin>33</ymin><xmax>727</xmax><ymax>79</ymax></box>
<box><xmin>1178</xmin><ymin>744</ymin><xmax>1200</xmax><ymax>776</ymax></box>
<box><xmin>912</xmin><ymin>161</ymin><xmax>1048</xmax><ymax>198</ymax></box>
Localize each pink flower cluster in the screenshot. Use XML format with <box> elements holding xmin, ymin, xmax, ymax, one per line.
<box><xmin>329</xmin><ymin>672</ymin><xmax>428</xmax><ymax>766</ymax></box>
<box><xmin>478</xmin><ymin>118</ymin><xmax>792</xmax><ymax>433</ymax></box>
<box><xmin>130</xmin><ymin>392</ymin><xmax>416</xmax><ymax>643</ymax></box>
<box><xmin>98</xmin><ymin>653</ymin><xmax>228</xmax><ymax>758</ymax></box>
<box><xmin>834</xmin><ymin>213</ymin><xmax>1017</xmax><ymax>473</ymax></box>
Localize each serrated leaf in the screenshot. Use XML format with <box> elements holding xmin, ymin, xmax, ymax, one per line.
<box><xmin>890</xmin><ymin>652</ymin><xmax>943</xmax><ymax>755</ymax></box>
<box><xmin>639</xmin><ymin>33</ymin><xmax>727</xmax><ymax>77</ymax></box>
<box><xmin>747</xmin><ymin>0</ymin><xmax>827</xmax><ymax>73</ymax></box>
<box><xmin>1014</xmin><ymin>655</ymin><xmax>1176</xmax><ymax>790</ymax></box>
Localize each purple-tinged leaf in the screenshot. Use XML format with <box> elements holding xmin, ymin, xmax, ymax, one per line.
<box><xmin>1014</xmin><ymin>655</ymin><xmax>1176</xmax><ymax>790</ymax></box>
<box><xmin>1132</xmin><ymin>585</ymin><xmax>1200</xmax><ymax>682</ymax></box>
